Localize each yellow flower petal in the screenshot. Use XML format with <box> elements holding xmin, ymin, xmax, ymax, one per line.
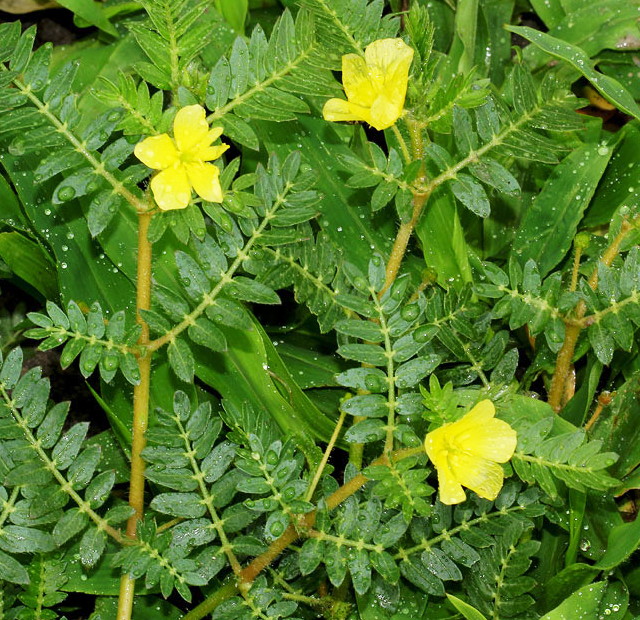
<box><xmin>322</xmin><ymin>98</ymin><xmax>371</xmax><ymax>124</ymax></box>
<box><xmin>436</xmin><ymin>459</ymin><xmax>467</xmax><ymax>505</ymax></box>
<box><xmin>150</xmin><ymin>164</ymin><xmax>192</xmax><ymax>211</ymax></box>
<box><xmin>423</xmin><ymin>424</ymin><xmax>447</xmax><ymax>466</ymax></box>
<box><xmin>367</xmin><ymin>39</ymin><xmax>413</xmax><ymax>130</ymax></box>
<box><xmin>424</xmin><ymin>400</ymin><xmax>517</xmax><ymax>505</ymax></box>
<box><xmin>185</xmin><ymin>162</ymin><xmax>223</xmax><ymax>203</ymax></box>
<box><xmin>323</xmin><ymin>38</ymin><xmax>414</xmax><ymax>131</ymax></box>
<box><xmin>134</xmin><ymin>134</ymin><xmax>179</xmax><ymax>170</ymax></box>
<box><xmin>458</xmin><ymin>419</ymin><xmax>518</xmax><ymax>463</ymax></box>
<box><xmin>207</xmin><ymin>126</ymin><xmax>224</xmax><ymax>143</ymax></box>
<box><xmin>449</xmin><ymin>452</ymin><xmax>505</xmax><ymax>501</ymax></box>
<box><xmin>368</xmin><ymin>95</ymin><xmax>404</xmax><ymax>130</ymax></box>
<box><xmin>194</xmin><ymin>142</ymin><xmax>230</xmax><ymax>163</ymax></box>
<box><xmin>173</xmin><ymin>104</ymin><xmax>210</xmax><ymax>154</ymax></box>
<box><xmin>364</xmin><ymin>38</ymin><xmax>414</xmax><ymax>86</ymax></box>
<box><xmin>452</xmin><ymin>401</ymin><xmax>517</xmax><ymax>462</ymax></box>
<box><xmin>137</xmin><ymin>106</ymin><xmax>228</xmax><ymax>210</ymax></box>
<box><xmin>342</xmin><ymin>53</ymin><xmax>376</xmax><ymax>107</ymax></box>
<box><xmin>461</xmin><ymin>399</ymin><xmax>495</xmax><ymax>422</ymax></box>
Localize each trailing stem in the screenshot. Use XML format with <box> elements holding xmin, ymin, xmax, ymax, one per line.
<box><xmin>548</xmin><ymin>219</ymin><xmax>634</xmax><ymax>411</ymax></box>
<box><xmin>381</xmin><ymin>119</ymin><xmax>428</xmax><ymax>295</ymax></box>
<box><xmin>181</xmin><ymin>447</ymin><xmax>423</xmax><ymax>620</ymax></box>
<box><xmin>116</xmin><ymin>210</ymin><xmax>154</xmax><ymax>620</ymax></box>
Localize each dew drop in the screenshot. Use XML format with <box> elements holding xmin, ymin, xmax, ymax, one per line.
<box><xmin>401</xmin><ymin>304</ymin><xmax>419</xmax><ymax>321</ymax></box>
<box><xmin>57</xmin><ymin>186</ymin><xmax>77</xmax><ymax>201</ymax></box>
<box><xmin>269</xmin><ymin>520</ymin><xmax>285</xmax><ymax>537</ymax></box>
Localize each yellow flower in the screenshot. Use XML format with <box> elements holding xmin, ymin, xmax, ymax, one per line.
<box><xmin>134</xmin><ymin>104</ymin><xmax>229</xmax><ymax>211</ymax></box>
<box><xmin>424</xmin><ymin>400</ymin><xmax>517</xmax><ymax>505</ymax></box>
<box><xmin>322</xmin><ymin>38</ymin><xmax>414</xmax><ymax>131</ymax></box>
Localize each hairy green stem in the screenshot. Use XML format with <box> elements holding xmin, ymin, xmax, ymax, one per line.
<box><xmin>381</xmin><ymin>119</ymin><xmax>428</xmax><ymax>296</ymax></box>
<box><xmin>548</xmin><ymin>219</ymin><xmax>633</xmax><ymax>411</ymax></box>
<box><xmin>181</xmin><ymin>581</ymin><xmax>239</xmax><ymax>620</ymax></box>
<box><xmin>117</xmin><ymin>210</ymin><xmax>154</xmax><ymax>620</ymax></box>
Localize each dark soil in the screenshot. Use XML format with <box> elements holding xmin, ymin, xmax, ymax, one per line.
<box><xmin>0</xmin><ymin>6</ymin><xmax>86</xmax><ymax>46</ymax></box>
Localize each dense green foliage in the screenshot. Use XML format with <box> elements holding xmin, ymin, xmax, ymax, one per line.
<box><xmin>0</xmin><ymin>0</ymin><xmax>639</xmax><ymax>618</ymax></box>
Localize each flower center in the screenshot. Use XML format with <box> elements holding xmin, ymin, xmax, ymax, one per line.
<box><xmin>178</xmin><ymin>149</ymin><xmax>199</xmax><ymax>164</ymax></box>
